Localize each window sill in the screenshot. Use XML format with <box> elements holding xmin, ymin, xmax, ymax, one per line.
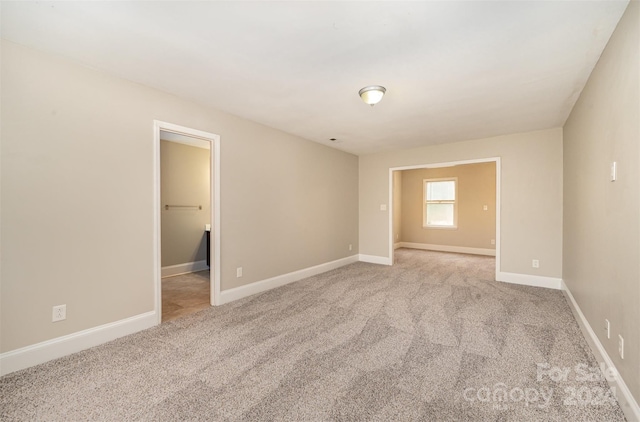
<box><xmin>423</xmin><ymin>225</ymin><xmax>458</xmax><ymax>230</ymax></box>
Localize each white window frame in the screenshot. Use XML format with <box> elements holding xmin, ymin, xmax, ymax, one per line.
<box><xmin>423</xmin><ymin>177</ymin><xmax>458</xmax><ymax>229</ymax></box>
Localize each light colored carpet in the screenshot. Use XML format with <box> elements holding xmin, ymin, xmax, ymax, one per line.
<box><xmin>0</xmin><ymin>249</ymin><xmax>625</xmax><ymax>421</ymax></box>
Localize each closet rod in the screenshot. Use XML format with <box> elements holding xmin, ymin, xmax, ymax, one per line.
<box><xmin>164</xmin><ymin>205</ymin><xmax>202</xmax><ymax>210</ymax></box>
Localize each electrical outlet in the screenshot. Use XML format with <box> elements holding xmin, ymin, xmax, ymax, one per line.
<box><xmin>618</xmin><ymin>335</ymin><xmax>624</xmax><ymax>359</ymax></box>
<box><xmin>532</xmin><ymin>259</ymin><xmax>540</xmax><ymax>268</ymax></box>
<box><xmin>605</xmin><ymin>319</ymin><xmax>610</xmax><ymax>339</ymax></box>
<box><xmin>349</xmin><ymin>244</ymin><xmax>352</xmax><ymax>251</ymax></box>
<box><xmin>52</xmin><ymin>305</ymin><xmax>66</xmax><ymax>322</ymax></box>
<box><xmin>483</xmin><ymin>205</ymin><xmax>488</xmax><ymax>211</ymax></box>
<box><xmin>236</xmin><ymin>267</ymin><xmax>243</xmax><ymax>278</ymax></box>
<box><xmin>491</xmin><ymin>239</ymin><xmax>495</xmax><ymax>245</ymax></box>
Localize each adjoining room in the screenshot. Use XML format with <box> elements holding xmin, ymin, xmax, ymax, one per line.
<box><xmin>393</xmin><ymin>161</ymin><xmax>497</xmax><ymax>264</ymax></box>
<box><xmin>159</xmin><ymin>132</ymin><xmax>212</xmax><ymax>322</ymax></box>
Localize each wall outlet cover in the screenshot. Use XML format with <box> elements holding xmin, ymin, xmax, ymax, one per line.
<box><xmin>618</xmin><ymin>335</ymin><xmax>624</xmax><ymax>359</ymax></box>
<box><xmin>52</xmin><ymin>305</ymin><xmax>66</xmax><ymax>322</ymax></box>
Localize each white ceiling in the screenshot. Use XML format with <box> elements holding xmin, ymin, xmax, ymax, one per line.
<box><xmin>1</xmin><ymin>1</ymin><xmax>629</xmax><ymax>155</ymax></box>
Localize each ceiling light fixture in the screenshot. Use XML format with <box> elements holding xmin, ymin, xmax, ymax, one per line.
<box><xmin>358</xmin><ymin>85</ymin><xmax>386</xmax><ymax>106</ymax></box>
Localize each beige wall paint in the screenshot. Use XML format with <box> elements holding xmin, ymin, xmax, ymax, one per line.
<box><xmin>400</xmin><ymin>162</ymin><xmax>496</xmax><ymax>249</ymax></box>
<box><xmin>359</xmin><ymin>127</ymin><xmax>563</xmax><ymax>277</ymax></box>
<box><xmin>160</xmin><ymin>140</ymin><xmax>210</xmax><ymax>267</ymax></box>
<box><xmin>563</xmin><ymin>1</ymin><xmax>639</xmax><ymax>402</ymax></box>
<box><xmin>0</xmin><ymin>41</ymin><xmax>359</xmax><ymax>352</ymax></box>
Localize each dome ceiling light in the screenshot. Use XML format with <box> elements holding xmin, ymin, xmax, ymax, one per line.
<box><xmin>358</xmin><ymin>85</ymin><xmax>386</xmax><ymax>106</ymax></box>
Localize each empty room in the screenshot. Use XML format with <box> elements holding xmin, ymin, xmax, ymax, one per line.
<box><xmin>1</xmin><ymin>1</ymin><xmax>638</xmax><ymax>421</ymax></box>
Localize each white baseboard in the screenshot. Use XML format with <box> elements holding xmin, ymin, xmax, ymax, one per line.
<box><xmin>394</xmin><ymin>242</ymin><xmax>402</xmax><ymax>250</ymax></box>
<box><xmin>219</xmin><ymin>255</ymin><xmax>359</xmax><ymax>305</ymax></box>
<box><xmin>358</xmin><ymin>254</ymin><xmax>393</xmax><ymax>265</ymax></box>
<box><xmin>562</xmin><ymin>281</ymin><xmax>640</xmax><ymax>422</ymax></box>
<box><xmin>161</xmin><ymin>260</ymin><xmax>208</xmax><ymax>278</ymax></box>
<box><xmin>399</xmin><ymin>242</ymin><xmax>496</xmax><ymax>256</ymax></box>
<box><xmin>0</xmin><ymin>311</ymin><xmax>157</xmax><ymax>376</ymax></box>
<box><xmin>496</xmin><ymin>271</ymin><xmax>562</xmax><ymax>290</ymax></box>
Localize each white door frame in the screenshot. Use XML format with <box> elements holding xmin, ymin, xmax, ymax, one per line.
<box><xmin>388</xmin><ymin>157</ymin><xmax>501</xmax><ymax>281</ymax></box>
<box><xmin>153</xmin><ymin>120</ymin><xmax>221</xmax><ymax>325</ymax></box>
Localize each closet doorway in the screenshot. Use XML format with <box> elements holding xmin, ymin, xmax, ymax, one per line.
<box><xmin>153</xmin><ymin>121</ymin><xmax>221</xmax><ymax>324</ymax></box>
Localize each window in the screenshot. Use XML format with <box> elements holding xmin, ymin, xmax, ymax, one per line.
<box><xmin>424</xmin><ymin>178</ymin><xmax>457</xmax><ymax>228</ymax></box>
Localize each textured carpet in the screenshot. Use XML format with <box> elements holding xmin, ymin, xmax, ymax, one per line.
<box><xmin>0</xmin><ymin>249</ymin><xmax>625</xmax><ymax>421</ymax></box>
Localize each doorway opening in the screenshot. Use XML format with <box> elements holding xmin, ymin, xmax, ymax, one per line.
<box><xmin>153</xmin><ymin>121</ymin><xmax>221</xmax><ymax>325</ymax></box>
<box><xmin>388</xmin><ymin>157</ymin><xmax>500</xmax><ymax>281</ymax></box>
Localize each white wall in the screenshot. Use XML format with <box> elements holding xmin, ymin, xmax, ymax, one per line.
<box><xmin>359</xmin><ymin>128</ymin><xmax>563</xmax><ymax>278</ymax></box>
<box><xmin>0</xmin><ymin>40</ymin><xmax>359</xmax><ymax>353</ymax></box>
<box><xmin>563</xmin><ymin>0</ymin><xmax>639</xmax><ymax>404</ymax></box>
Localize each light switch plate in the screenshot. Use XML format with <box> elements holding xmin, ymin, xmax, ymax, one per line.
<box><xmin>611</xmin><ymin>162</ymin><xmax>617</xmax><ymax>181</ymax></box>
